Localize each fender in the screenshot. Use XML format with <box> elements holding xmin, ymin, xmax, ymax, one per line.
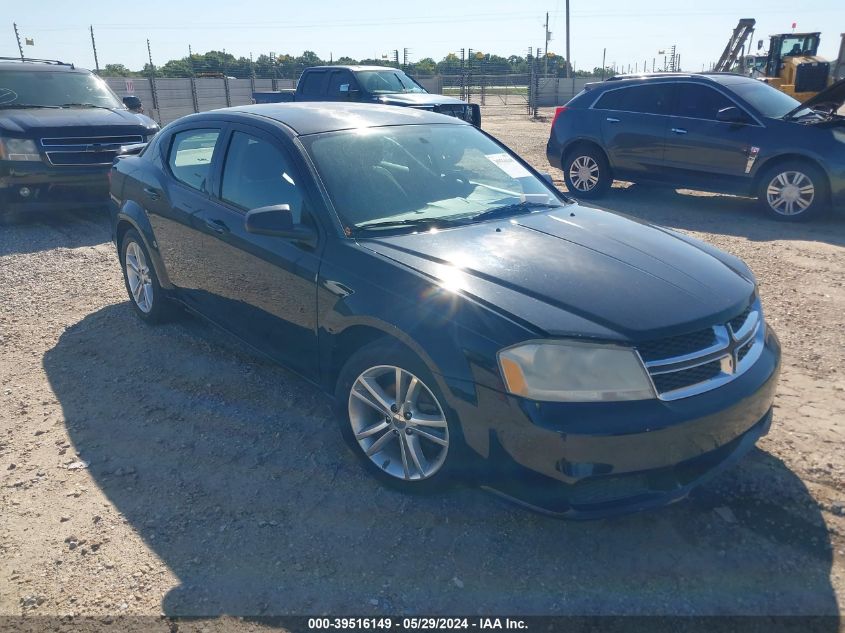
<box><xmin>113</xmin><ymin>200</ymin><xmax>175</xmax><ymax>290</ymax></box>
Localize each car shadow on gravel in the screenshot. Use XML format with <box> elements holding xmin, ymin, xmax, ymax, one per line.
<box><xmin>0</xmin><ymin>206</ymin><xmax>110</xmax><ymax>256</ymax></box>
<box><xmin>586</xmin><ymin>185</ymin><xmax>845</xmax><ymax>247</ymax></box>
<box><xmin>44</xmin><ymin>304</ymin><xmax>839</xmax><ymax>621</ymax></box>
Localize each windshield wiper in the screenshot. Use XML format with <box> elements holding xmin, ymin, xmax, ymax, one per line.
<box><xmin>60</xmin><ymin>103</ymin><xmax>114</xmax><ymax>110</ymax></box>
<box><xmin>465</xmin><ymin>201</ymin><xmax>560</xmax><ymax>223</ymax></box>
<box><xmin>351</xmin><ymin>217</ymin><xmax>461</xmax><ymax>234</ymax></box>
<box><xmin>0</xmin><ymin>103</ymin><xmax>60</xmax><ymax>109</ymax></box>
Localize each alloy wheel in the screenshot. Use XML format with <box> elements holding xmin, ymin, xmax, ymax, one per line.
<box><xmin>348</xmin><ymin>365</ymin><xmax>449</xmax><ymax>481</ymax></box>
<box><xmin>568</xmin><ymin>155</ymin><xmax>600</xmax><ymax>192</ymax></box>
<box><xmin>125</xmin><ymin>241</ymin><xmax>154</xmax><ymax>313</ymax></box>
<box><xmin>766</xmin><ymin>171</ymin><xmax>815</xmax><ymax>216</ymax></box>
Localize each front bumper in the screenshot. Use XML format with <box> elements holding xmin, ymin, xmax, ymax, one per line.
<box><xmin>462</xmin><ymin>326</ymin><xmax>781</xmax><ymax>518</ymax></box>
<box><xmin>0</xmin><ymin>160</ymin><xmax>110</xmax><ymax>212</ymax></box>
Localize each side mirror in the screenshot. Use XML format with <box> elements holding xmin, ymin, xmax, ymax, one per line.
<box><xmin>244</xmin><ymin>204</ymin><xmax>316</xmax><ymax>244</ymax></box>
<box><xmin>757</xmin><ymin>39</ymin><xmax>764</xmax><ymax>51</ymax></box>
<box><xmin>540</xmin><ymin>172</ymin><xmax>555</xmax><ymax>186</ymax></box>
<box><xmin>716</xmin><ymin>106</ymin><xmax>746</xmax><ymax>124</ymax></box>
<box><xmin>123</xmin><ymin>95</ymin><xmax>143</xmax><ymax>113</ymax></box>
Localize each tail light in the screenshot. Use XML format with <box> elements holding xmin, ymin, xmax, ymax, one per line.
<box><xmin>551</xmin><ymin>106</ymin><xmax>568</xmax><ymax>127</ymax></box>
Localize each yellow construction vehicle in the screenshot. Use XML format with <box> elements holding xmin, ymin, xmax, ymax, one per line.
<box><xmin>763</xmin><ymin>32</ymin><xmax>830</xmax><ymax>100</ymax></box>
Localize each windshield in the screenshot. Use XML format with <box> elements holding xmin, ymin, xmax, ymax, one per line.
<box><xmin>303</xmin><ymin>124</ymin><xmax>564</xmax><ymax>234</ymax></box>
<box><xmin>0</xmin><ymin>70</ymin><xmax>124</xmax><ymax>109</ymax></box>
<box><xmin>729</xmin><ymin>80</ymin><xmax>808</xmax><ymax>119</ymax></box>
<box><xmin>357</xmin><ymin>70</ymin><xmax>427</xmax><ymax>94</ymax></box>
<box><xmin>777</xmin><ymin>34</ymin><xmax>820</xmax><ymax>58</ymax></box>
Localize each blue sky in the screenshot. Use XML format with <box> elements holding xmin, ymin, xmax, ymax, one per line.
<box><xmin>4</xmin><ymin>0</ymin><xmax>843</xmax><ymax>73</ymax></box>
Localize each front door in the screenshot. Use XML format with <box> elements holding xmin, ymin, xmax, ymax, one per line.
<box><xmin>190</xmin><ymin>124</ymin><xmax>322</xmax><ymax>379</ymax></box>
<box><xmin>662</xmin><ymin>83</ymin><xmax>765</xmax><ymax>193</ymax></box>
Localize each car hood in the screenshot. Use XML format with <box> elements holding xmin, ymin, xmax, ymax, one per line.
<box><xmin>784</xmin><ymin>76</ymin><xmax>845</xmax><ymax>118</ymax></box>
<box><xmin>374</xmin><ymin>92</ymin><xmax>468</xmax><ymax>107</ymax></box>
<box><xmin>357</xmin><ymin>204</ymin><xmax>756</xmax><ymax>342</ymax></box>
<box><xmin>0</xmin><ymin>107</ymin><xmax>157</xmax><ymax>136</ymax></box>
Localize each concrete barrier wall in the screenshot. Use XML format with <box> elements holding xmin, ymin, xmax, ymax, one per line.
<box><xmin>535</xmin><ymin>76</ymin><xmax>602</xmax><ymax>106</ymax></box>
<box><xmin>414</xmin><ymin>76</ymin><xmax>443</xmax><ymax>94</ymax></box>
<box><xmin>103</xmin><ymin>74</ymin><xmax>583</xmax><ymax>124</ymax></box>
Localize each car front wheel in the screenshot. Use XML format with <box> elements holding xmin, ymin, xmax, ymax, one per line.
<box><xmin>562</xmin><ymin>147</ymin><xmax>612</xmax><ymax>198</ymax></box>
<box><xmin>758</xmin><ymin>162</ymin><xmax>829</xmax><ymax>222</ymax></box>
<box><xmin>334</xmin><ymin>341</ymin><xmax>460</xmax><ymax>491</ymax></box>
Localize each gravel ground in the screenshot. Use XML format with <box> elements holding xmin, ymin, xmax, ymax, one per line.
<box><xmin>1</xmin><ymin>108</ymin><xmax>844</xmax><ymax>626</ymax></box>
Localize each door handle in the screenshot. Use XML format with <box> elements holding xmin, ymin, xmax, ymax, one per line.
<box><xmin>204</xmin><ymin>218</ymin><xmax>229</xmax><ymax>234</ymax></box>
<box><xmin>143</xmin><ymin>187</ymin><xmax>160</xmax><ymax>201</ymax></box>
<box><xmin>606</xmin><ymin>117</ymin><xmax>620</xmax><ymax>123</ymax></box>
<box><xmin>671</xmin><ymin>127</ymin><xmax>688</xmax><ymax>135</ymax></box>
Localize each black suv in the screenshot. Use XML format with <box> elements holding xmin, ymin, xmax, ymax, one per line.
<box><xmin>0</xmin><ymin>58</ymin><xmax>159</xmax><ymax>217</ymax></box>
<box><xmin>547</xmin><ymin>73</ymin><xmax>845</xmax><ymax>221</ymax></box>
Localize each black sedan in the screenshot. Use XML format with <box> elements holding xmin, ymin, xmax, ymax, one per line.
<box><xmin>547</xmin><ymin>73</ymin><xmax>845</xmax><ymax>222</ymax></box>
<box><xmin>109</xmin><ymin>103</ymin><xmax>781</xmax><ymax>517</ymax></box>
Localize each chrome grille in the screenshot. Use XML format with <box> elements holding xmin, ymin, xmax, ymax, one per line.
<box><xmin>637</xmin><ymin>299</ymin><xmax>764</xmax><ymax>401</ymax></box>
<box><xmin>40</xmin><ymin>135</ymin><xmax>144</xmax><ymax>166</ymax></box>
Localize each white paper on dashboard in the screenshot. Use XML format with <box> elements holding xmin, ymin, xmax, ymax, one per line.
<box><xmin>484</xmin><ymin>152</ymin><xmax>532</xmax><ymax>179</ymax></box>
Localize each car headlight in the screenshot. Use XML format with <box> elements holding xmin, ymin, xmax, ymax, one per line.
<box><xmin>498</xmin><ymin>340</ymin><xmax>656</xmax><ymax>402</ymax></box>
<box><xmin>0</xmin><ymin>137</ymin><xmax>41</xmax><ymax>162</ymax></box>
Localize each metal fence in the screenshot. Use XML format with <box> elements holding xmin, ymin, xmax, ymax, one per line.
<box><xmin>104</xmin><ymin>73</ymin><xmax>602</xmax><ymax>126</ymax></box>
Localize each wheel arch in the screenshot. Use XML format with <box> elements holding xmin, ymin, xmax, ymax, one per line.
<box><xmin>752</xmin><ymin>153</ymin><xmax>832</xmax><ymax>200</ymax></box>
<box><xmin>562</xmin><ymin>138</ymin><xmax>612</xmax><ymax>171</ymax></box>
<box><xmin>114</xmin><ymin>202</ymin><xmax>174</xmax><ymax>289</ymax></box>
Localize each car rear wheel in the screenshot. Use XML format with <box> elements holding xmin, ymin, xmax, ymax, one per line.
<box><xmin>334</xmin><ymin>341</ymin><xmax>461</xmax><ymax>492</ymax></box>
<box><xmin>120</xmin><ymin>229</ymin><xmax>174</xmax><ymax>323</ymax></box>
<box><xmin>562</xmin><ymin>146</ymin><xmax>612</xmax><ymax>198</ymax></box>
<box><xmin>757</xmin><ymin>161</ymin><xmax>829</xmax><ymax>222</ymax></box>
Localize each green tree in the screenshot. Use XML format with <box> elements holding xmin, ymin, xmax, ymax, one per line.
<box><xmin>101</xmin><ymin>63</ymin><xmax>134</xmax><ymax>77</ymax></box>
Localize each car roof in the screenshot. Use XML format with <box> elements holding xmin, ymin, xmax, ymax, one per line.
<box><xmin>592</xmin><ymin>72</ymin><xmax>759</xmax><ymax>89</ymax></box>
<box><xmin>304</xmin><ymin>65</ymin><xmax>409</xmax><ymax>73</ymax></box>
<box><xmin>0</xmin><ymin>60</ymin><xmax>84</xmax><ymax>72</ymax></box>
<box><xmin>207</xmin><ymin>102</ymin><xmax>468</xmax><ymax>135</ymax></box>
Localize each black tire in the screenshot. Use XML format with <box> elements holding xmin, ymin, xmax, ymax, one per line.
<box><xmin>562</xmin><ymin>145</ymin><xmax>612</xmax><ymax>199</ymax></box>
<box><xmin>757</xmin><ymin>161</ymin><xmax>829</xmax><ymax>222</ymax></box>
<box><xmin>334</xmin><ymin>339</ymin><xmax>465</xmax><ymax>493</ymax></box>
<box><xmin>119</xmin><ymin>229</ymin><xmax>175</xmax><ymax>323</ymax></box>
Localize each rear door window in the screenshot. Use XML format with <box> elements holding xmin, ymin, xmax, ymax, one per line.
<box><xmin>594</xmin><ymin>84</ymin><xmax>673</xmax><ymax>115</ymax></box>
<box><xmin>298</xmin><ymin>71</ymin><xmax>328</xmax><ymax>98</ymax></box>
<box><xmin>167</xmin><ymin>128</ymin><xmax>220</xmax><ymax>191</ymax></box>
<box><xmin>674</xmin><ymin>84</ymin><xmax>741</xmax><ymax>120</ymax></box>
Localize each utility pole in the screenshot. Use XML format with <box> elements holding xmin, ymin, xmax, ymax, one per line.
<box><xmin>13</xmin><ymin>23</ymin><xmax>24</xmax><ymax>60</ymax></box>
<box><xmin>565</xmin><ymin>0</ymin><xmax>571</xmax><ymax>78</ymax></box>
<box><xmin>601</xmin><ymin>48</ymin><xmax>606</xmax><ymax>80</ymax></box>
<box><xmin>188</xmin><ymin>44</ymin><xmax>194</xmax><ymax>75</ymax></box>
<box><xmin>146</xmin><ymin>39</ymin><xmax>159</xmax><ymax>121</ymax></box>
<box><xmin>544</xmin><ymin>11</ymin><xmax>550</xmax><ymax>74</ymax></box>
<box><xmin>403</xmin><ymin>47</ymin><xmax>409</xmax><ymax>71</ymax></box>
<box><xmin>89</xmin><ymin>25</ymin><xmax>100</xmax><ymax>73</ymax></box>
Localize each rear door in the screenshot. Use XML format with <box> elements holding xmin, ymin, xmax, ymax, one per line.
<box><xmin>190</xmin><ymin>123</ymin><xmax>323</xmax><ymax>378</ymax></box>
<box><xmin>596</xmin><ymin>83</ymin><xmax>674</xmax><ymax>181</ymax></box>
<box><xmin>296</xmin><ymin>70</ymin><xmax>329</xmax><ymax>101</ymax></box>
<box><xmin>144</xmin><ymin>125</ymin><xmax>225</xmax><ymax>296</ymax></box>
<box><xmin>662</xmin><ymin>82</ymin><xmax>766</xmax><ymax>192</ymax></box>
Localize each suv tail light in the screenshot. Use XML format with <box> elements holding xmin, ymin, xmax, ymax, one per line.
<box><xmin>551</xmin><ymin>106</ymin><xmax>568</xmax><ymax>127</ymax></box>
